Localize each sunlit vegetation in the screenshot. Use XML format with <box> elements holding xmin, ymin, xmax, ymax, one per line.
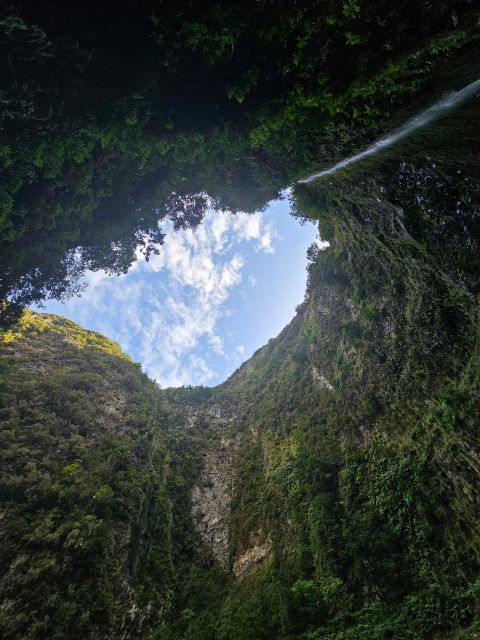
<box><xmin>0</xmin><ymin>313</ymin><xmax>177</xmax><ymax>638</ymax></box>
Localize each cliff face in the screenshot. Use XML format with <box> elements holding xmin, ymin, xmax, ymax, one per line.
<box><xmin>0</xmin><ymin>313</ymin><xmax>175</xmax><ymax>639</ymax></box>
<box><xmin>157</xmin><ymin>123</ymin><xmax>480</xmax><ymax>639</ymax></box>
<box><xmin>1</xmin><ymin>107</ymin><xmax>480</xmax><ymax>639</ymax></box>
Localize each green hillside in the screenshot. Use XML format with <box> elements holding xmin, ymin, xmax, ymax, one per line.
<box><xmin>1</xmin><ymin>2</ymin><xmax>479</xmax><ymax>638</ymax></box>
<box><xmin>2</xmin><ymin>129</ymin><xmax>479</xmax><ymax>637</ymax></box>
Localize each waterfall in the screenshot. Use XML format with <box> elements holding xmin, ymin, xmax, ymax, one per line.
<box><xmin>298</xmin><ymin>78</ymin><xmax>480</xmax><ymax>184</ymax></box>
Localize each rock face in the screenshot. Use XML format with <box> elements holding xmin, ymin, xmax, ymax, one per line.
<box><xmin>184</xmin><ymin>401</ymin><xmax>245</xmax><ymax>430</ymax></box>
<box><xmin>0</xmin><ymin>312</ymin><xmax>172</xmax><ymax>640</ymax></box>
<box><xmin>190</xmin><ymin>430</ymin><xmax>273</xmax><ymax>577</ymax></box>
<box><xmin>3</xmin><ymin>141</ymin><xmax>480</xmax><ymax>640</ymax></box>
<box><xmin>191</xmin><ymin>435</ymin><xmax>237</xmax><ymax>567</ymax></box>
<box><xmin>233</xmin><ymin>530</ymin><xmax>272</xmax><ymax>580</ymax></box>
<box><xmin>311</xmin><ymin>365</ymin><xmax>334</xmax><ymax>391</ymax></box>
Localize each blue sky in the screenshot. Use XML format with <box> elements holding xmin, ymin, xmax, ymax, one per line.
<box><xmin>35</xmin><ymin>193</ymin><xmax>320</xmax><ymax>387</ymax></box>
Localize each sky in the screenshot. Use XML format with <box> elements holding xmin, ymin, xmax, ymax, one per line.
<box><xmin>34</xmin><ymin>194</ymin><xmax>320</xmax><ymax>387</ymax></box>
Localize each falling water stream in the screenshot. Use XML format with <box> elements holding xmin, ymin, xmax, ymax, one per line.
<box><xmin>298</xmin><ymin>78</ymin><xmax>480</xmax><ymax>184</ymax></box>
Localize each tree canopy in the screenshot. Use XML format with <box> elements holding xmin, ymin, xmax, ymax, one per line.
<box><xmin>1</xmin><ymin>0</ymin><xmax>478</xmax><ymax>325</ymax></box>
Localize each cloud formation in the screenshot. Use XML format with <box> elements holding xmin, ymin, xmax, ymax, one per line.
<box><xmin>58</xmin><ymin>208</ymin><xmax>276</xmax><ymax>387</ymax></box>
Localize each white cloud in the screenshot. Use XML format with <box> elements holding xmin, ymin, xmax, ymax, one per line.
<box><xmin>209</xmin><ymin>334</ymin><xmax>224</xmax><ymax>356</ymax></box>
<box><xmin>60</xmin><ymin>208</ymin><xmax>278</xmax><ymax>387</ymax></box>
<box><xmin>315</xmin><ymin>236</ymin><xmax>330</xmax><ymax>250</ymax></box>
<box><xmin>231</xmin><ymin>213</ymin><xmax>276</xmax><ymax>253</ymax></box>
<box><xmin>258</xmin><ymin>227</ymin><xmax>275</xmax><ymax>253</ymax></box>
<box><xmin>37</xmin><ymin>194</ymin><xmax>320</xmax><ymax>388</ymax></box>
<box><xmin>84</xmin><ymin>270</ymin><xmax>112</xmax><ymax>289</ymax></box>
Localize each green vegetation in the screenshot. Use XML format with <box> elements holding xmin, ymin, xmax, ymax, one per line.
<box><xmin>3</xmin><ymin>117</ymin><xmax>479</xmax><ymax>637</ymax></box>
<box><xmin>0</xmin><ymin>313</ymin><xmax>175</xmax><ymax>638</ymax></box>
<box><xmin>150</xmin><ymin>113</ymin><xmax>480</xmax><ymax>639</ymax></box>
<box><xmin>1</xmin><ymin>1</ymin><xmax>479</xmax><ymax>324</ymax></box>
<box><xmin>1</xmin><ymin>2</ymin><xmax>480</xmax><ymax>638</ymax></box>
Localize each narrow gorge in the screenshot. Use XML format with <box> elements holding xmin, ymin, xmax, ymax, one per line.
<box><xmin>1</xmin><ymin>3</ymin><xmax>479</xmax><ymax>639</ymax></box>
<box><xmin>2</xmin><ymin>124</ymin><xmax>480</xmax><ymax>637</ymax></box>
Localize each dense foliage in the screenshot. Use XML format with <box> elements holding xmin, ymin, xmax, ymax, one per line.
<box><xmin>1</xmin><ymin>0</ymin><xmax>479</xmax><ymax>324</ymax></box>
<box><xmin>2</xmin><ymin>101</ymin><xmax>479</xmax><ymax>637</ymax></box>
<box><xmin>0</xmin><ymin>313</ymin><xmax>176</xmax><ymax>638</ymax></box>
<box><xmin>149</xmin><ymin>103</ymin><xmax>480</xmax><ymax>639</ymax></box>
<box><xmin>1</xmin><ymin>2</ymin><xmax>479</xmax><ymax>639</ymax></box>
